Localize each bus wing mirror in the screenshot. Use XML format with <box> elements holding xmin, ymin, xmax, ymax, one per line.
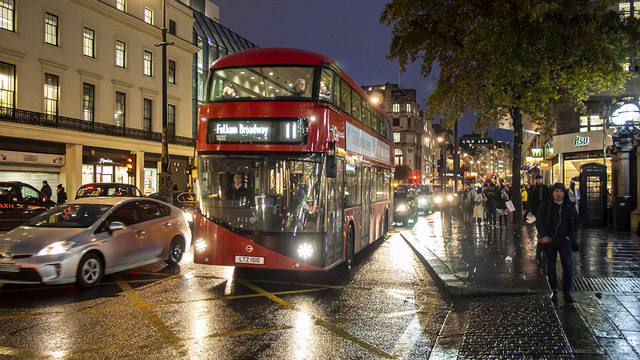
<box><xmin>326</xmin><ymin>155</ymin><xmax>337</xmax><ymax>178</ymax></box>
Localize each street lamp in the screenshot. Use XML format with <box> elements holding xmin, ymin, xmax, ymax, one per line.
<box><xmin>156</xmin><ymin>0</ymin><xmax>174</xmax><ymax>201</ymax></box>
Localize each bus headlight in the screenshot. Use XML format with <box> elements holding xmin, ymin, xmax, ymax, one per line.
<box><xmin>296</xmin><ymin>241</ymin><xmax>316</xmax><ymax>260</ymax></box>
<box><xmin>446</xmin><ymin>195</ymin><xmax>453</xmax><ymax>202</ymax></box>
<box><xmin>395</xmin><ymin>204</ymin><xmax>408</xmax><ymax>213</ymax></box>
<box><xmin>434</xmin><ymin>196</ymin><xmax>442</xmax><ymax>204</ymax></box>
<box><xmin>195</xmin><ymin>238</ymin><xmax>207</xmax><ymax>253</ymax></box>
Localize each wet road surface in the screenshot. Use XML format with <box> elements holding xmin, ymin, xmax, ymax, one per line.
<box><xmin>0</xmin><ymin>231</ymin><xmax>451</xmax><ymax>359</ymax></box>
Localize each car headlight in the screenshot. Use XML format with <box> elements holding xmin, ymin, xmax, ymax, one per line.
<box><xmin>183</xmin><ymin>209</ymin><xmax>194</xmax><ymax>223</ymax></box>
<box><xmin>296</xmin><ymin>241</ymin><xmax>316</xmax><ymax>260</ymax></box>
<box><xmin>418</xmin><ymin>198</ymin><xmax>427</xmax><ymax>205</ymax></box>
<box><xmin>396</xmin><ymin>204</ymin><xmax>408</xmax><ymax>213</ymax></box>
<box><xmin>37</xmin><ymin>241</ymin><xmax>71</xmax><ymax>256</ymax></box>
<box><xmin>446</xmin><ymin>195</ymin><xmax>453</xmax><ymax>202</ymax></box>
<box><xmin>434</xmin><ymin>196</ymin><xmax>442</xmax><ymax>204</ymax></box>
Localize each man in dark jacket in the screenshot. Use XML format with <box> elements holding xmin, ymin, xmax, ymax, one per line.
<box><xmin>529</xmin><ymin>175</ymin><xmax>549</xmax><ymax>219</ymax></box>
<box><xmin>536</xmin><ymin>182</ymin><xmax>579</xmax><ymax>303</ymax></box>
<box><xmin>41</xmin><ymin>180</ymin><xmax>52</xmax><ymax>201</ymax></box>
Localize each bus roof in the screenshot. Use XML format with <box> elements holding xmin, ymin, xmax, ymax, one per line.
<box><xmin>209</xmin><ymin>48</ymin><xmax>391</xmax><ymax>121</ymax></box>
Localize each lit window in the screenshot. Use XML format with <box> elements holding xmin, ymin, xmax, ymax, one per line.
<box><xmin>143</xmin><ymin>50</ymin><xmax>152</xmax><ymax>76</ymax></box>
<box><xmin>168</xmin><ymin>104</ymin><xmax>176</xmax><ymax>136</ymax></box>
<box><xmin>116</xmin><ymin>0</ymin><xmax>125</xmax><ymax>12</ymax></box>
<box><xmin>168</xmin><ymin>60</ymin><xmax>176</xmax><ymax>84</ymax></box>
<box><xmin>45</xmin><ymin>13</ymin><xmax>58</xmax><ymax>46</ymax></box>
<box><xmin>82</xmin><ymin>83</ymin><xmax>94</xmax><ymax>122</ymax></box>
<box><xmin>83</xmin><ymin>28</ymin><xmax>95</xmax><ymax>58</ymax></box>
<box><xmin>406</xmin><ymin>103</ymin><xmax>411</xmax><ymax>112</ymax></box>
<box><xmin>394</xmin><ymin>149</ymin><xmax>404</xmax><ymax>165</ymax></box>
<box><xmin>143</xmin><ymin>98</ymin><xmax>152</xmax><ymax>132</ymax></box>
<box><xmin>392</xmin><ymin>103</ymin><xmax>399</xmax><ymax>112</ymax></box>
<box><xmin>115</xmin><ymin>40</ymin><xmax>125</xmax><ymax>68</ymax></box>
<box><xmin>0</xmin><ymin>61</ymin><xmax>15</xmax><ymax>108</ymax></box>
<box><xmin>393</xmin><ymin>133</ymin><xmax>400</xmax><ymax>143</ymax></box>
<box><xmin>144</xmin><ymin>7</ymin><xmax>153</xmax><ymax>24</ymax></box>
<box><xmin>0</xmin><ymin>0</ymin><xmax>14</xmax><ymax>32</ymax></box>
<box><xmin>44</xmin><ymin>73</ymin><xmax>59</xmax><ymax>116</ymax></box>
<box><xmin>115</xmin><ymin>91</ymin><xmax>126</xmax><ymax>127</ymax></box>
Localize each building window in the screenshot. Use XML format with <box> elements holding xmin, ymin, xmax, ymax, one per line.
<box><xmin>0</xmin><ymin>62</ymin><xmax>15</xmax><ymax>108</ymax></box>
<box><xmin>115</xmin><ymin>91</ymin><xmax>126</xmax><ymax>127</ymax></box>
<box><xmin>116</xmin><ymin>0</ymin><xmax>125</xmax><ymax>12</ymax></box>
<box><xmin>392</xmin><ymin>117</ymin><xmax>399</xmax><ymax>126</ymax></box>
<box><xmin>393</xmin><ymin>133</ymin><xmax>400</xmax><ymax>143</ymax></box>
<box><xmin>394</xmin><ymin>149</ymin><xmax>404</xmax><ymax>166</ymax></box>
<box><xmin>45</xmin><ymin>13</ymin><xmax>58</xmax><ymax>46</ymax></box>
<box><xmin>82</xmin><ymin>83</ymin><xmax>94</xmax><ymax>122</ymax></box>
<box><xmin>143</xmin><ymin>50</ymin><xmax>152</xmax><ymax>76</ymax></box>
<box><xmin>579</xmin><ymin>115</ymin><xmax>603</xmax><ymax>132</ymax></box>
<box><xmin>168</xmin><ymin>104</ymin><xmax>175</xmax><ymax>136</ymax></box>
<box><xmin>406</xmin><ymin>103</ymin><xmax>411</xmax><ymax>112</ymax></box>
<box><xmin>407</xmin><ymin>118</ymin><xmax>412</xmax><ymax>128</ymax></box>
<box><xmin>168</xmin><ymin>60</ymin><xmax>175</xmax><ymax>84</ymax></box>
<box><xmin>143</xmin><ymin>98</ymin><xmax>152</xmax><ymax>132</ymax></box>
<box><xmin>392</xmin><ymin>103</ymin><xmax>399</xmax><ymax>113</ymax></box>
<box><xmin>44</xmin><ymin>73</ymin><xmax>59</xmax><ymax>116</ymax></box>
<box><xmin>168</xmin><ymin>20</ymin><xmax>176</xmax><ymax>35</ymax></box>
<box><xmin>144</xmin><ymin>7</ymin><xmax>153</xmax><ymax>24</ymax></box>
<box><xmin>83</xmin><ymin>27</ymin><xmax>95</xmax><ymax>58</ymax></box>
<box><xmin>0</xmin><ymin>0</ymin><xmax>14</xmax><ymax>32</ymax></box>
<box><xmin>115</xmin><ymin>40</ymin><xmax>125</xmax><ymax>68</ymax></box>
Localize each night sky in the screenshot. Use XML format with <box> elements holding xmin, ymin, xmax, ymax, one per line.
<box><xmin>213</xmin><ymin>0</ymin><xmax>514</xmax><ymax>142</ymax></box>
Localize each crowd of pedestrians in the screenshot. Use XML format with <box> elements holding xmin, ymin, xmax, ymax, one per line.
<box><xmin>448</xmin><ymin>175</ymin><xmax>580</xmax><ymax>303</ymax></box>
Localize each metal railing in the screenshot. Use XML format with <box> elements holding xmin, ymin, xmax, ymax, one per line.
<box><xmin>0</xmin><ymin>107</ymin><xmax>195</xmax><ymax>147</ymax></box>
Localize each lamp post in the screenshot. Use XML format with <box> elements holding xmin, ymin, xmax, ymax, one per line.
<box><xmin>437</xmin><ymin>136</ymin><xmax>445</xmax><ymax>192</ymax></box>
<box><xmin>156</xmin><ymin>0</ymin><xmax>173</xmax><ymax>201</ymax></box>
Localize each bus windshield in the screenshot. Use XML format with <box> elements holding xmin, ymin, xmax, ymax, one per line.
<box><xmin>197</xmin><ymin>153</ymin><xmax>323</xmax><ymax>233</ymax></box>
<box><xmin>205</xmin><ymin>66</ymin><xmax>315</xmax><ymax>102</ymax></box>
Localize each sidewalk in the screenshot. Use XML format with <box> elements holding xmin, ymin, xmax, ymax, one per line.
<box><xmin>402</xmin><ymin>211</ymin><xmax>640</xmax><ymax>359</ymax></box>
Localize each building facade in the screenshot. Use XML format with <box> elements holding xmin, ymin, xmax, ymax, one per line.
<box><xmin>459</xmin><ymin>134</ymin><xmax>513</xmax><ymax>186</ymax></box>
<box><xmin>0</xmin><ymin>0</ymin><xmax>198</xmax><ymax>196</ymax></box>
<box><xmin>364</xmin><ymin>83</ymin><xmax>433</xmax><ymax>183</ymax></box>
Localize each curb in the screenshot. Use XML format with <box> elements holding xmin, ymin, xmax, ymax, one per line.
<box><xmin>400</xmin><ymin>231</ymin><xmax>548</xmax><ymax>297</ymax></box>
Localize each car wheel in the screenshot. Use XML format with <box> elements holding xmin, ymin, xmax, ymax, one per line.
<box><xmin>346</xmin><ymin>225</ymin><xmax>355</xmax><ymax>269</ymax></box>
<box><xmin>167</xmin><ymin>237</ymin><xmax>185</xmax><ymax>265</ymax></box>
<box><xmin>76</xmin><ymin>253</ymin><xmax>103</xmax><ymax>288</ymax></box>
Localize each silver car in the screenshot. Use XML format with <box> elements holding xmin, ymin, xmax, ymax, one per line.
<box><xmin>0</xmin><ymin>197</ymin><xmax>192</xmax><ymax>288</ymax></box>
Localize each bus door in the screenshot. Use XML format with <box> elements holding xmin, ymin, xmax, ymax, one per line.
<box><xmin>324</xmin><ymin>159</ymin><xmax>344</xmax><ymax>265</ymax></box>
<box><xmin>361</xmin><ymin>164</ymin><xmax>371</xmax><ymax>249</ymax></box>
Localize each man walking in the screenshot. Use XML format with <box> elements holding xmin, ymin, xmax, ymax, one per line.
<box><xmin>41</xmin><ymin>180</ymin><xmax>52</xmax><ymax>201</ymax></box>
<box><xmin>536</xmin><ymin>183</ymin><xmax>579</xmax><ymax>303</ymax></box>
<box><xmin>528</xmin><ymin>175</ymin><xmax>549</xmax><ymax>219</ymax></box>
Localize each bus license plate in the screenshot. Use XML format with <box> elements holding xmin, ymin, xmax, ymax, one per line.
<box><xmin>235</xmin><ymin>256</ymin><xmax>264</xmax><ymax>265</ymax></box>
<box><xmin>0</xmin><ymin>263</ymin><xmax>19</xmax><ymax>273</ymax></box>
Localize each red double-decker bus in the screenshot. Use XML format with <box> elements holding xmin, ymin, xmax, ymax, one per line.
<box><xmin>193</xmin><ymin>48</ymin><xmax>393</xmax><ymax>271</ymax></box>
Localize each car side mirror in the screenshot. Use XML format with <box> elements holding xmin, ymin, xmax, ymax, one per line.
<box><xmin>108</xmin><ymin>221</ymin><xmax>125</xmax><ymax>233</ymax></box>
<box><xmin>326</xmin><ymin>155</ymin><xmax>337</xmax><ymax>178</ymax></box>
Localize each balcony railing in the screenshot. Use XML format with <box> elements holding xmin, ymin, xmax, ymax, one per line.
<box><xmin>0</xmin><ymin>107</ymin><xmax>195</xmax><ymax>147</ymax></box>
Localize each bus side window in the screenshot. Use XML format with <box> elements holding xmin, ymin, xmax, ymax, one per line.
<box><xmin>340</xmin><ymin>79</ymin><xmax>351</xmax><ymax>115</ymax></box>
<box><xmin>351</xmin><ymin>88</ymin><xmax>360</xmax><ymax>120</ymax></box>
<box><xmin>320</xmin><ymin>69</ymin><xmax>334</xmax><ymax>103</ymax></box>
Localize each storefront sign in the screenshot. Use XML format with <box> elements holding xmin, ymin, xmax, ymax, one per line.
<box><xmin>540</xmin><ymin>160</ymin><xmax>551</xmax><ymax>170</ymax></box>
<box><xmin>531</xmin><ymin>148</ymin><xmax>543</xmax><ymax>157</ymax></box>
<box><xmin>98</xmin><ymin>157</ymin><xmax>113</xmax><ymax>164</ymax></box>
<box><xmin>574</xmin><ymin>135</ymin><xmax>590</xmax><ymax>146</ymax></box>
<box><xmin>0</xmin><ymin>150</ymin><xmax>65</xmax><ymax>167</ymax></box>
<box><xmin>207</xmin><ymin>117</ymin><xmax>308</xmax><ymax>144</ymax></box>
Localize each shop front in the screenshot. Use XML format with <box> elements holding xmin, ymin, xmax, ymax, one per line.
<box><xmin>552</xmin><ymin>129</ymin><xmax>613</xmax><ymax>190</ymax></box>
<box><xmin>82</xmin><ymin>148</ymin><xmax>134</xmax><ymax>186</ymax></box>
<box><xmin>0</xmin><ymin>149</ymin><xmax>64</xmax><ymax>190</ymax></box>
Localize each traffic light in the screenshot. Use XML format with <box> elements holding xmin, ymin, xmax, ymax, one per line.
<box><xmin>411</xmin><ymin>174</ymin><xmax>419</xmax><ymax>183</ymax></box>
<box><xmin>437</xmin><ymin>159</ymin><xmax>445</xmax><ymax>173</ymax></box>
<box><xmin>126</xmin><ymin>156</ymin><xmax>135</xmax><ymax>177</ymax></box>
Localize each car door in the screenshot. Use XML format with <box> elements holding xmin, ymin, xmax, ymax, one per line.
<box><xmin>136</xmin><ymin>200</ymin><xmax>173</xmax><ymax>260</ymax></box>
<box><xmin>19</xmin><ymin>184</ymin><xmax>49</xmax><ymax>224</ymax></box>
<box><xmin>94</xmin><ymin>201</ymin><xmax>147</xmax><ymax>271</ymax></box>
<box><xmin>0</xmin><ymin>184</ymin><xmax>22</xmax><ymax>231</ymax></box>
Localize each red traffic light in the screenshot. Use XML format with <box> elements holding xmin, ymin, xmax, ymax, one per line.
<box><xmin>412</xmin><ymin>174</ymin><xmax>418</xmax><ymax>180</ymax></box>
<box><xmin>126</xmin><ymin>157</ymin><xmax>133</xmax><ymax>163</ymax></box>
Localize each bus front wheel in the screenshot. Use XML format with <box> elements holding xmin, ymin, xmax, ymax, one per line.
<box><xmin>346</xmin><ymin>225</ymin><xmax>355</xmax><ymax>269</ymax></box>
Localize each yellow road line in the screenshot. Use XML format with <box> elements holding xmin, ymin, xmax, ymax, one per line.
<box><xmin>0</xmin><ymin>345</ymin><xmax>44</xmax><ymax>358</ymax></box>
<box><xmin>239</xmin><ymin>279</ymin><xmax>395</xmax><ymax>359</ymax></box>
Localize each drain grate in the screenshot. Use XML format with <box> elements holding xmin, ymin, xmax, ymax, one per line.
<box><xmin>570</xmin><ymin>277</ymin><xmax>640</xmax><ymax>292</ymax></box>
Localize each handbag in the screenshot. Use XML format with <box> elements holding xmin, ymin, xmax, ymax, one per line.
<box><xmin>505</xmin><ymin>200</ymin><xmax>515</xmax><ymax>212</ymax></box>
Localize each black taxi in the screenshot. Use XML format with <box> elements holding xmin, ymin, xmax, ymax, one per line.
<box><xmin>0</xmin><ymin>181</ymin><xmax>57</xmax><ymax>232</ymax></box>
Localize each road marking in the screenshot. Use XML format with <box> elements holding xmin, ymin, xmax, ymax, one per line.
<box><xmin>0</xmin><ymin>345</ymin><xmax>43</xmax><ymax>358</ymax></box>
<box><xmin>239</xmin><ymin>279</ymin><xmax>395</xmax><ymax>359</ymax></box>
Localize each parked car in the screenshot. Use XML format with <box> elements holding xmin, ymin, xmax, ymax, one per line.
<box><xmin>147</xmin><ymin>191</ymin><xmax>196</xmax><ymax>224</ymax></box>
<box><xmin>393</xmin><ymin>185</ymin><xmax>418</xmax><ymax>226</ymax></box>
<box><xmin>75</xmin><ymin>183</ymin><xmax>143</xmax><ymax>199</ymax></box>
<box><xmin>0</xmin><ymin>197</ymin><xmax>191</xmax><ymax>288</ymax></box>
<box><xmin>416</xmin><ymin>185</ymin><xmax>432</xmax><ymax>214</ymax></box>
<box><xmin>0</xmin><ymin>181</ymin><xmax>57</xmax><ymax>232</ymax></box>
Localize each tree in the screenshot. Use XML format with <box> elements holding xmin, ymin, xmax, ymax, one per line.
<box><xmin>394</xmin><ymin>165</ymin><xmax>412</xmax><ymax>182</ymax></box>
<box><xmin>382</xmin><ymin>0</ymin><xmax>640</xmax><ymax>224</ymax></box>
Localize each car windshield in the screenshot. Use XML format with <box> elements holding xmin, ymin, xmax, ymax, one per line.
<box><xmin>205</xmin><ymin>66</ymin><xmax>315</xmax><ymax>102</ymax></box>
<box><xmin>76</xmin><ymin>185</ymin><xmax>138</xmax><ymax>197</ymax></box>
<box><xmin>197</xmin><ymin>153</ymin><xmax>324</xmax><ymax>233</ymax></box>
<box><xmin>25</xmin><ymin>204</ymin><xmax>112</xmax><ymax>228</ymax></box>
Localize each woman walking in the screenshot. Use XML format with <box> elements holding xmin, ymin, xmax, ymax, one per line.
<box><xmin>462</xmin><ymin>187</ymin><xmax>475</xmax><ymax>225</ymax></box>
<box><xmin>473</xmin><ymin>187</ymin><xmax>487</xmax><ymax>225</ymax></box>
<box><xmin>497</xmin><ymin>184</ymin><xmax>510</xmax><ymax>228</ymax></box>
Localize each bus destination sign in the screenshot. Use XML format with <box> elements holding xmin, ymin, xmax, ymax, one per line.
<box><xmin>207</xmin><ymin>117</ymin><xmax>308</xmax><ymax>144</ymax></box>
